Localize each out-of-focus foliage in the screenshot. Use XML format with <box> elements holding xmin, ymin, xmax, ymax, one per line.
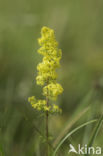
<box><xmin>0</xmin><ymin>0</ymin><xmax>103</xmax><ymax>155</ymax></box>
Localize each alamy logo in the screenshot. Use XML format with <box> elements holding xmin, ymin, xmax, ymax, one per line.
<box><xmin>68</xmin><ymin>144</ymin><xmax>102</xmax><ymax>155</ymax></box>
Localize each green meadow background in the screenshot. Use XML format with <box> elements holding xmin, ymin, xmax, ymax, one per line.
<box><xmin>0</xmin><ymin>0</ymin><xmax>103</xmax><ymax>155</ymax></box>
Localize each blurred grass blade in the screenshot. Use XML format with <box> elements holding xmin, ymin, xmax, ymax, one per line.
<box><xmin>52</xmin><ymin>120</ymin><xmax>97</xmax><ymax>156</ymax></box>
<box><xmin>53</xmin><ymin>89</ymin><xmax>95</xmax><ymax>148</ymax></box>
<box><xmin>85</xmin><ymin>115</ymin><xmax>103</xmax><ymax>156</ymax></box>
<box><xmin>0</xmin><ymin>144</ymin><xmax>4</xmax><ymax>156</ymax></box>
<box><xmin>53</xmin><ymin>107</ymin><xmax>90</xmax><ymax>147</ymax></box>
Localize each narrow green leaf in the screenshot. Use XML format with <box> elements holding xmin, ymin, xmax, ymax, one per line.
<box><xmin>52</xmin><ymin>120</ymin><xmax>97</xmax><ymax>156</ymax></box>
<box><xmin>85</xmin><ymin>115</ymin><xmax>103</xmax><ymax>156</ymax></box>
<box><xmin>53</xmin><ymin>89</ymin><xmax>95</xmax><ymax>148</ymax></box>
<box><xmin>53</xmin><ymin>107</ymin><xmax>90</xmax><ymax>147</ymax></box>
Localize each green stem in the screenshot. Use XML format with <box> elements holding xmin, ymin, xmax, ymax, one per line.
<box><xmin>46</xmin><ymin>96</ymin><xmax>49</xmax><ymax>156</ymax></box>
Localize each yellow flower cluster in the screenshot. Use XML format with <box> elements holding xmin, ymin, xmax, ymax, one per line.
<box><xmin>28</xmin><ymin>96</ymin><xmax>46</xmax><ymax>111</ymax></box>
<box><xmin>28</xmin><ymin>96</ymin><xmax>62</xmax><ymax>113</ymax></box>
<box><xmin>28</xmin><ymin>26</ymin><xmax>63</xmax><ymax>113</ymax></box>
<box><xmin>43</xmin><ymin>83</ymin><xmax>63</xmax><ymax>100</ymax></box>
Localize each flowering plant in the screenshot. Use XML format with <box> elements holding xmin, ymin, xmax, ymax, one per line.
<box><xmin>28</xmin><ymin>26</ymin><xmax>63</xmax><ymax>156</ymax></box>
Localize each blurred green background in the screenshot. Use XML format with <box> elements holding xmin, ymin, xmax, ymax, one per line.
<box><xmin>0</xmin><ymin>0</ymin><xmax>103</xmax><ymax>155</ymax></box>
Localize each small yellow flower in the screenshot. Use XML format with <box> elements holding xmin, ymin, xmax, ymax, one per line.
<box><xmin>52</xmin><ymin>104</ymin><xmax>62</xmax><ymax>113</ymax></box>
<box><xmin>44</xmin><ymin>106</ymin><xmax>51</xmax><ymax>111</ymax></box>
<box><xmin>28</xmin><ymin>96</ymin><xmax>36</xmax><ymax>103</ymax></box>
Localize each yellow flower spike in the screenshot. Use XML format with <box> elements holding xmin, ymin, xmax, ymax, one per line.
<box><xmin>28</xmin><ymin>26</ymin><xmax>63</xmax><ymax>113</ymax></box>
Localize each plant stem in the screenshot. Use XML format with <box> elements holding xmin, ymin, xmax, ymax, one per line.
<box><xmin>46</xmin><ymin>96</ymin><xmax>49</xmax><ymax>156</ymax></box>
